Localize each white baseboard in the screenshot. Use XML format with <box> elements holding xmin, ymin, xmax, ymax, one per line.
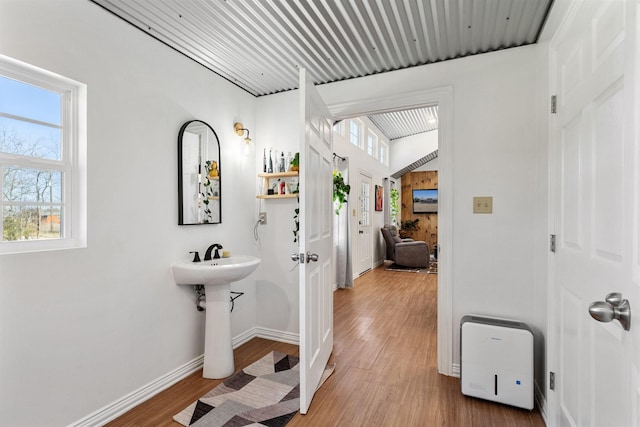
<box><xmin>231</xmin><ymin>326</ymin><xmax>299</xmax><ymax>347</ymax></box>
<box><xmin>69</xmin><ymin>328</ymin><xmax>300</xmax><ymax>427</ymax></box>
<box><xmin>534</xmin><ymin>381</ymin><xmax>547</xmax><ymax>423</ymax></box>
<box><xmin>232</xmin><ymin>327</ymin><xmax>259</xmax><ymax>348</ymax></box>
<box><xmin>68</xmin><ymin>354</ymin><xmax>204</xmax><ymax>427</ymax></box>
<box><xmin>254</xmin><ymin>326</ymin><xmax>300</xmax><ymax>345</ymax></box>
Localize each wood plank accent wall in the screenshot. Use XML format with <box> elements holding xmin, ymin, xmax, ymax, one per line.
<box><xmin>400</xmin><ymin>171</ymin><xmax>438</xmax><ymax>251</ymax></box>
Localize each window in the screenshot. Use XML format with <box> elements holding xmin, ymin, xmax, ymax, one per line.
<box><xmin>366</xmin><ymin>132</ymin><xmax>377</xmax><ymax>158</ymax></box>
<box><xmin>349</xmin><ymin>120</ymin><xmax>362</xmax><ymax>148</ymax></box>
<box><xmin>332</xmin><ymin>120</ymin><xmax>345</xmax><ymax>137</ymax></box>
<box><xmin>379</xmin><ymin>141</ymin><xmax>388</xmax><ymax>166</ymax></box>
<box><xmin>0</xmin><ymin>54</ymin><xmax>86</xmax><ymax>254</ymax></box>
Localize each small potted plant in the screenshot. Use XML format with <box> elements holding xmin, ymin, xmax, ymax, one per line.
<box><xmin>290</xmin><ymin>152</ymin><xmax>299</xmax><ymax>172</ymax></box>
<box><xmin>400</xmin><ymin>218</ymin><xmax>420</xmax><ymax>238</ymax></box>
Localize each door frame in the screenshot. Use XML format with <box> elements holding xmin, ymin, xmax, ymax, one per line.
<box><xmin>326</xmin><ymin>86</ymin><xmax>454</xmax><ymax>375</ymax></box>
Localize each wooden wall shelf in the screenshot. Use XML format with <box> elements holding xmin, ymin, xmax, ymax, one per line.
<box><xmin>257</xmin><ymin>171</ymin><xmax>299</xmax><ymax>199</ymax></box>
<box><xmin>258</xmin><ymin>171</ymin><xmax>299</xmax><ymax>179</ymax></box>
<box><xmin>256</xmin><ymin>194</ymin><xmax>298</xmax><ymax>199</ymax></box>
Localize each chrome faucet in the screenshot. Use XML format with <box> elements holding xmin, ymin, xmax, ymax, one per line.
<box><xmin>204</xmin><ymin>243</ymin><xmax>223</xmax><ymax>261</ymax></box>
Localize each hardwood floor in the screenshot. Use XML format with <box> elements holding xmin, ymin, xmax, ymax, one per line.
<box><xmin>106</xmin><ymin>265</ymin><xmax>546</xmax><ymax>427</ymax></box>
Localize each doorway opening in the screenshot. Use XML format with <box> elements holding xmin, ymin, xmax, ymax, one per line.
<box><xmin>327</xmin><ymin>86</ymin><xmax>454</xmax><ymax>376</ymax></box>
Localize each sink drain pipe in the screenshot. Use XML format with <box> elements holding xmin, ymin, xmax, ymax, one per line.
<box><xmin>193</xmin><ymin>286</ymin><xmax>244</xmax><ymax>312</ymax></box>
<box><xmin>195</xmin><ymin>285</ymin><xmax>206</xmax><ymax>311</ymax></box>
<box><xmin>230</xmin><ymin>291</ymin><xmax>244</xmax><ymax>312</ymax></box>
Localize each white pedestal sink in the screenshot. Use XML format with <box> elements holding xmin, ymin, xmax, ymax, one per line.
<box><xmin>171</xmin><ymin>256</ymin><xmax>260</xmax><ymax>379</ymax></box>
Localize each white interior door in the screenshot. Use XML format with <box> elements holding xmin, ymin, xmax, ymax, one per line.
<box><xmin>549</xmin><ymin>1</ymin><xmax>638</xmax><ymax>426</ymax></box>
<box><xmin>298</xmin><ymin>68</ymin><xmax>334</xmax><ymax>414</ymax></box>
<box><xmin>358</xmin><ymin>173</ymin><xmax>372</xmax><ymax>274</ymax></box>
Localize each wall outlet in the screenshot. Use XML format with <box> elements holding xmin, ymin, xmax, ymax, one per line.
<box><xmin>473</xmin><ymin>196</ymin><xmax>493</xmax><ymax>214</ymax></box>
<box><xmin>258</xmin><ymin>212</ymin><xmax>267</xmax><ymax>224</ymax></box>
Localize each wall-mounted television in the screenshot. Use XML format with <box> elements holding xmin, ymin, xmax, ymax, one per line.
<box><xmin>413</xmin><ymin>188</ymin><xmax>438</xmax><ymax>214</ymax></box>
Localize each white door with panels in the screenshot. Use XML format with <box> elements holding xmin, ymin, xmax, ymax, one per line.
<box><xmin>549</xmin><ymin>1</ymin><xmax>638</xmax><ymax>426</ymax></box>
<box><xmin>358</xmin><ymin>173</ymin><xmax>372</xmax><ymax>274</ymax></box>
<box><xmin>297</xmin><ymin>69</ymin><xmax>334</xmax><ymax>415</ymax></box>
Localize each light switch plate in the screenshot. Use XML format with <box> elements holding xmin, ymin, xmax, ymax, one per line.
<box><xmin>473</xmin><ymin>196</ymin><xmax>493</xmax><ymax>214</ymax></box>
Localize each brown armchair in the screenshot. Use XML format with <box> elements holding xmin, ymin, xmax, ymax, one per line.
<box><xmin>380</xmin><ymin>224</ymin><xmax>430</xmax><ymax>268</ymax></box>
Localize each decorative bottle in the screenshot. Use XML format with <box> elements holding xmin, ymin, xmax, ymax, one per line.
<box><xmin>263</xmin><ymin>149</ymin><xmax>267</xmax><ymax>172</ymax></box>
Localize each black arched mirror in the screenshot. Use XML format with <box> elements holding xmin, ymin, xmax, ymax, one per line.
<box><xmin>178</xmin><ymin>120</ymin><xmax>221</xmax><ymax>225</ymax></box>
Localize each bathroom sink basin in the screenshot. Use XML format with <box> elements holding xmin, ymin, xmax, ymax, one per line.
<box><xmin>171</xmin><ymin>255</ymin><xmax>261</xmax><ymax>286</ymax></box>
<box><xmin>171</xmin><ymin>255</ymin><xmax>261</xmax><ymax>379</ymax></box>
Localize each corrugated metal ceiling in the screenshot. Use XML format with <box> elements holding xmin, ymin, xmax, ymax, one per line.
<box><xmin>369</xmin><ymin>105</ymin><xmax>438</xmax><ymax>140</ymax></box>
<box><xmin>90</xmin><ymin>0</ymin><xmax>553</xmax><ymax>140</ymax></box>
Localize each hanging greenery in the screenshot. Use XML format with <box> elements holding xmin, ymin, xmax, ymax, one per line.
<box><xmin>333</xmin><ymin>171</ymin><xmax>351</xmax><ymax>215</ymax></box>
<box><xmin>294</xmin><ymin>170</ymin><xmax>350</xmax><ymax>242</ymax></box>
<box><xmin>293</xmin><ymin>176</ymin><xmax>300</xmax><ymax>242</ymax></box>
<box><xmin>293</xmin><ymin>204</ymin><xmax>300</xmax><ymax>243</ymax></box>
<box><xmin>390</xmin><ymin>188</ymin><xmax>400</xmax><ymax>225</ymax></box>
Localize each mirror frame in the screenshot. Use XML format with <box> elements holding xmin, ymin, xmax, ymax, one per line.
<box><xmin>177</xmin><ymin>120</ymin><xmax>222</xmax><ymax>225</ymax></box>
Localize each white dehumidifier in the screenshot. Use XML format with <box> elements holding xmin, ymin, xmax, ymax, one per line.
<box><xmin>460</xmin><ymin>315</ymin><xmax>534</xmax><ymax>410</ymax></box>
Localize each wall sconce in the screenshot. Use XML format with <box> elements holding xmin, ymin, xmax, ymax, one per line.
<box><xmin>234</xmin><ymin>122</ymin><xmax>255</xmax><ymax>155</ymax></box>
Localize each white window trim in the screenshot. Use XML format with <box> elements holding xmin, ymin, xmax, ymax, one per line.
<box><xmin>379</xmin><ymin>141</ymin><xmax>389</xmax><ymax>166</ymax></box>
<box><xmin>366</xmin><ymin>131</ymin><xmax>378</xmax><ymax>158</ymax></box>
<box><xmin>332</xmin><ymin>120</ymin><xmax>345</xmax><ymax>137</ymax></box>
<box><xmin>349</xmin><ymin>119</ymin><xmax>363</xmax><ymax>149</ymax></box>
<box><xmin>0</xmin><ymin>54</ymin><xmax>87</xmax><ymax>254</ymax></box>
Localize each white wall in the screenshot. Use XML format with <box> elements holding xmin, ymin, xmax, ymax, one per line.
<box><xmin>318</xmin><ymin>45</ymin><xmax>548</xmax><ymax>395</ymax></box>
<box><xmin>253</xmin><ymin>91</ymin><xmax>300</xmax><ymax>336</ymax></box>
<box><xmin>414</xmin><ymin>158</ymin><xmax>439</xmax><ymax>172</ymax></box>
<box><xmin>390</xmin><ymin>130</ymin><xmax>439</xmax><ymax>174</ymax></box>
<box><xmin>0</xmin><ymin>1</ymin><xmax>258</xmax><ymax>425</ymax></box>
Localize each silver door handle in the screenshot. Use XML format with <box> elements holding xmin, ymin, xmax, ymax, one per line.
<box><xmin>291</xmin><ymin>253</ymin><xmax>303</xmax><ymax>263</ymax></box>
<box><xmin>588</xmin><ymin>293</ymin><xmax>631</xmax><ymax>331</ymax></box>
<box><xmin>306</xmin><ymin>252</ymin><xmax>318</xmax><ymax>263</ymax></box>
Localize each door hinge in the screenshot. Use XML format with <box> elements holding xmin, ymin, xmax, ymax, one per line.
<box><xmin>551</xmin><ymin>95</ymin><xmax>557</xmax><ymax>114</ymax></box>
<box><xmin>550</xmin><ymin>234</ymin><xmax>556</xmax><ymax>253</ymax></box>
<box><xmin>550</xmin><ymin>371</ymin><xmax>555</xmax><ymax>390</ymax></box>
